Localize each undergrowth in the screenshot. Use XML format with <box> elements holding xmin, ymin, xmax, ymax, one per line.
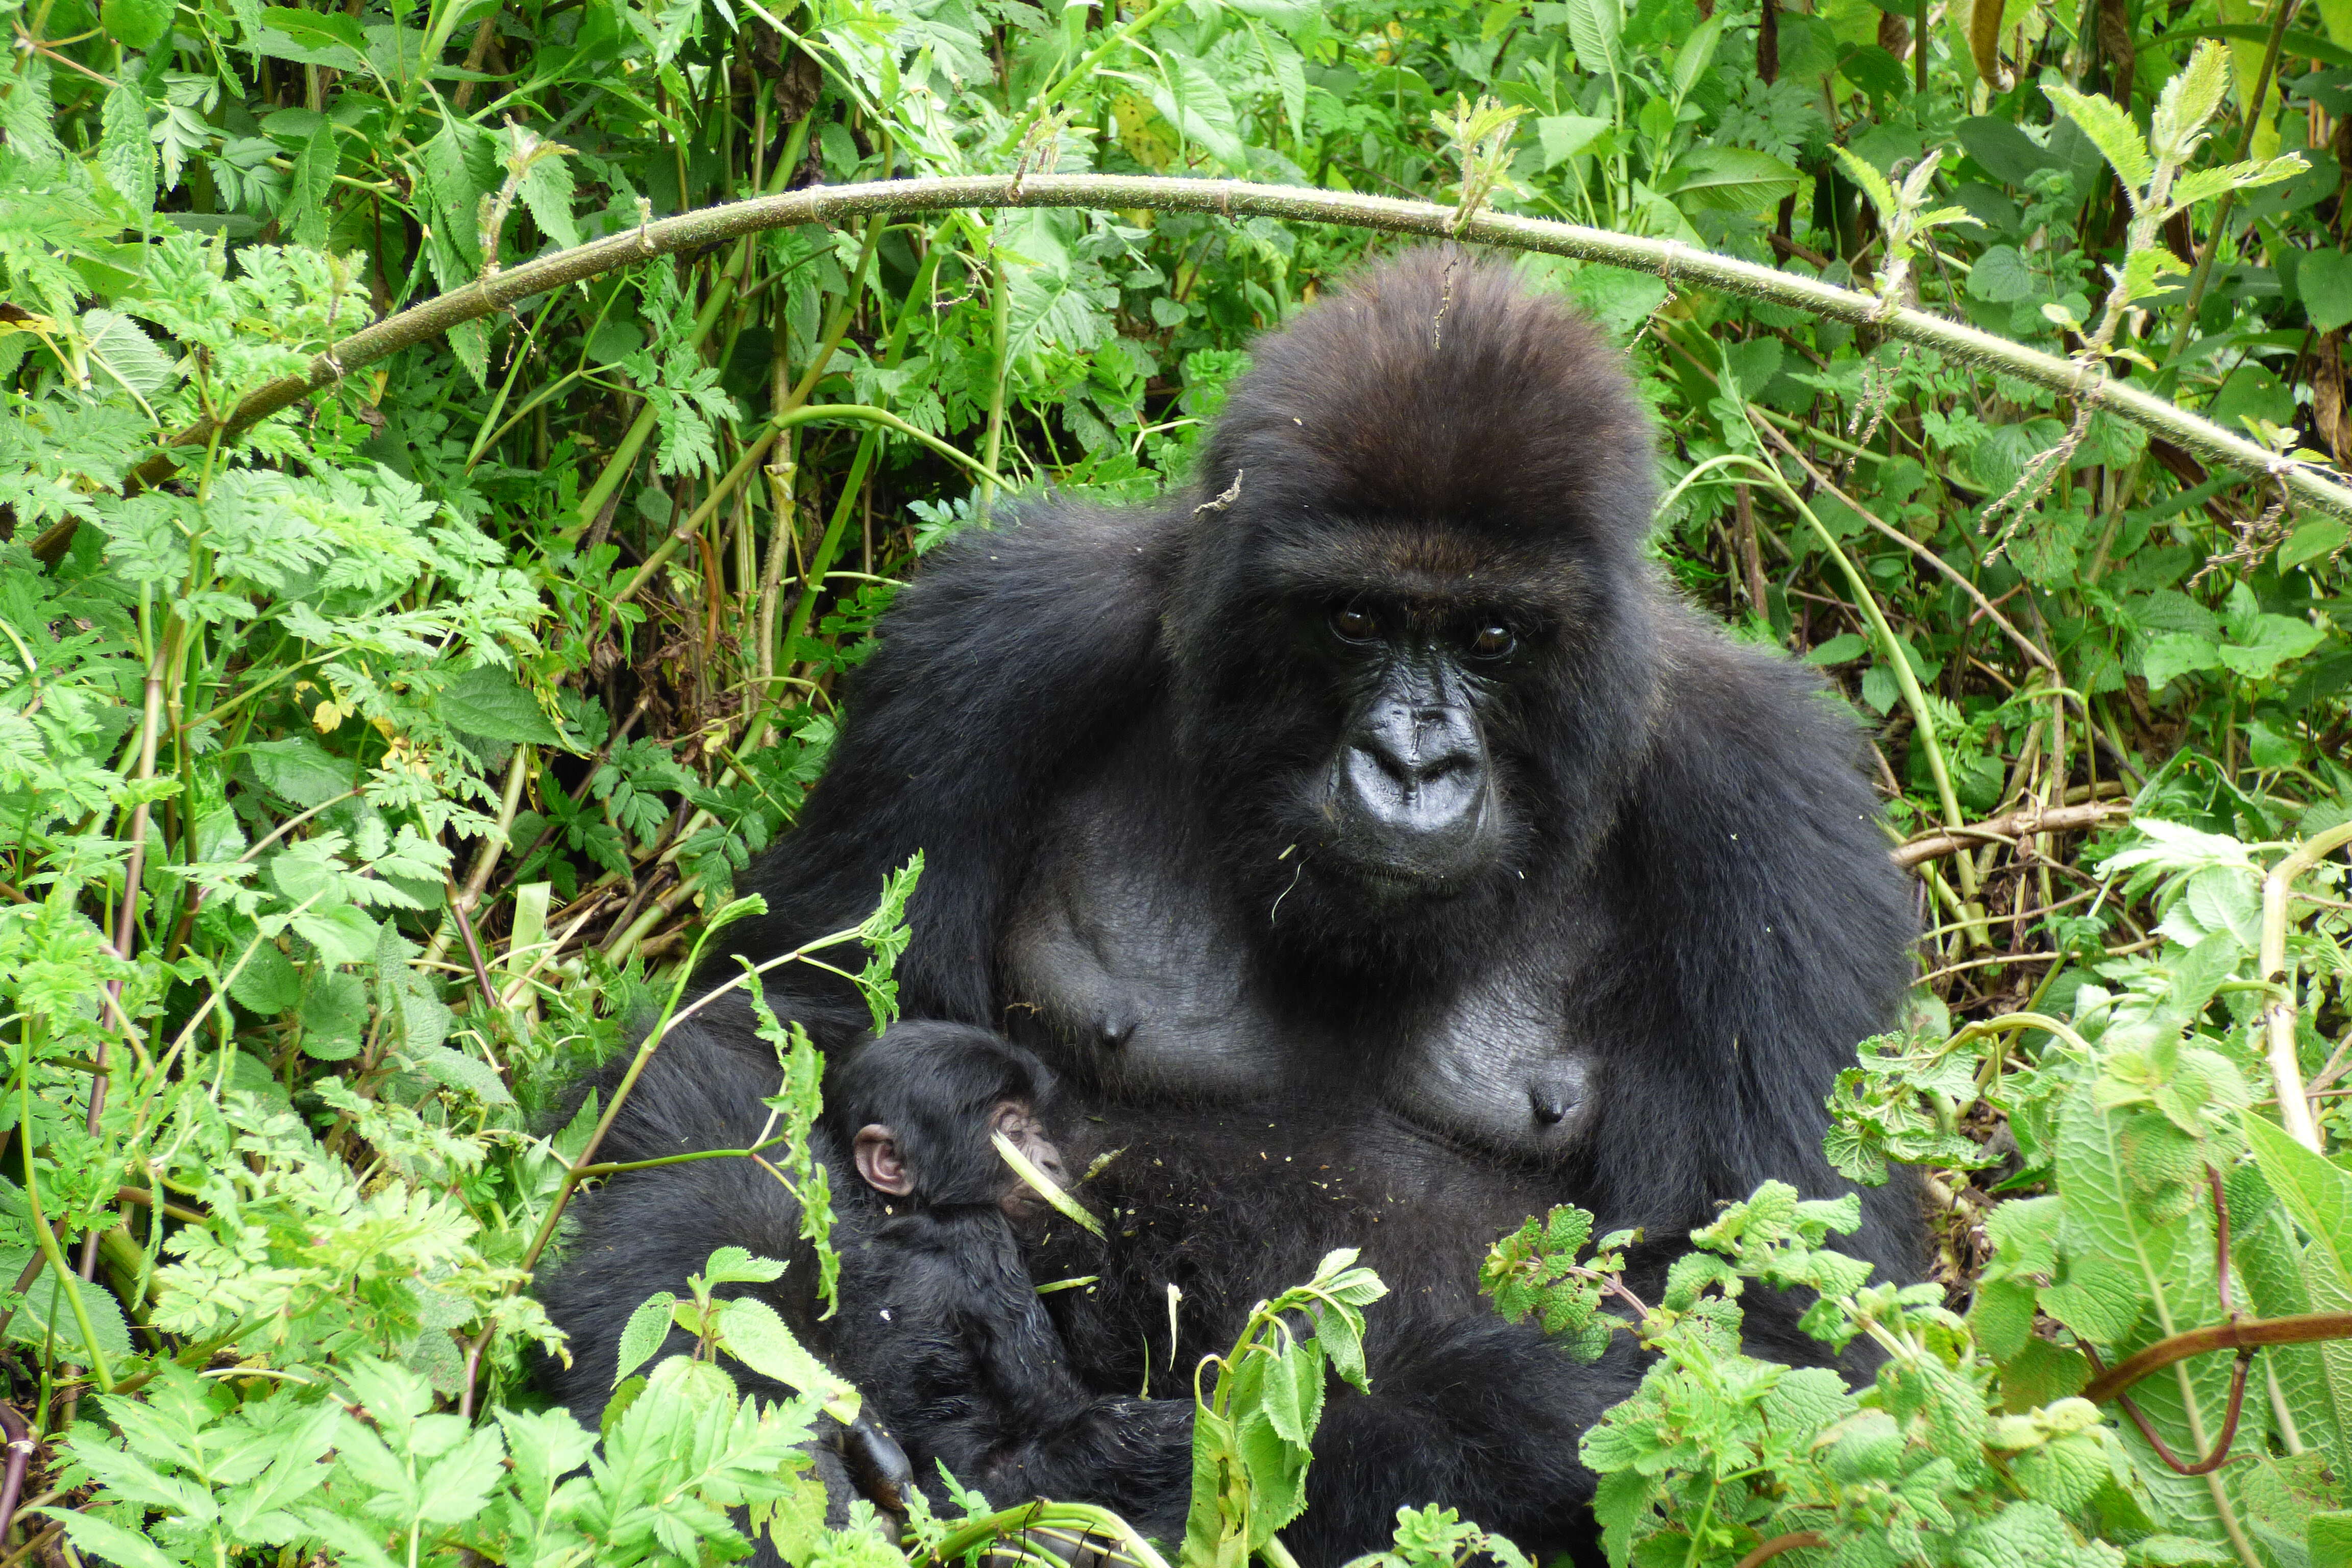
<box><xmin>1</xmin><ymin>0</ymin><xmax>2350</xmax><ymax>1560</ymax></box>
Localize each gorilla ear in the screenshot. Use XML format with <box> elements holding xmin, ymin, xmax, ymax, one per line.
<box><xmin>853</xmin><ymin>1125</ymin><xmax>914</xmax><ymax>1196</ymax></box>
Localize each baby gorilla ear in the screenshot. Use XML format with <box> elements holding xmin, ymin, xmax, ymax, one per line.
<box><xmin>853</xmin><ymin>1124</ymin><xmax>915</xmax><ymax>1196</ymax></box>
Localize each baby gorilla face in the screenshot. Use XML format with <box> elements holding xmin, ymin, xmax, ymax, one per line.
<box><xmin>990</xmin><ymin>1099</ymin><xmax>1069</xmax><ymax>1226</ymax></box>
<box><xmin>849</xmin><ymin>1095</ymin><xmax>1069</xmax><ymax>1226</ymax></box>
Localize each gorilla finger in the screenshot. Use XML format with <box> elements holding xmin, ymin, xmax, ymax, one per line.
<box><xmin>827</xmin><ymin>1411</ymin><xmax>915</xmax><ymax>1516</ymax></box>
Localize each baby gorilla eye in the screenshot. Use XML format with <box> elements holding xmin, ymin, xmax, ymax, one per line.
<box><xmin>1330</xmin><ymin>606</ymin><xmax>1380</xmax><ymax>642</ymax></box>
<box><xmin>1469</xmin><ymin>623</ymin><xmax>1516</xmax><ymax>658</ymax></box>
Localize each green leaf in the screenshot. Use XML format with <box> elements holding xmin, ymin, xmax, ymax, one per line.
<box><xmin>1830</xmin><ymin>143</ymin><xmax>1900</xmax><ymax>229</ymax></box>
<box><xmin>2143</xmin><ymin>632</ymin><xmax>2224</xmax><ymax>691</ymax></box>
<box><xmin>698</xmin><ymin>1246</ymin><xmax>789</xmax><ymax>1287</ymax></box>
<box><xmin>1563</xmin><ymin>0</ymin><xmax>1622</xmax><ymax>81</ymax></box>
<box><xmin>2247</xmin><ymin>1115</ymin><xmax>2352</xmax><ymax>1293</ymax></box>
<box><xmin>81</xmin><ymin>309</ymin><xmax>173</xmax><ymax>399</ymax></box>
<box><xmin>1672</xmin><ymin>13</ymin><xmax>1726</xmax><ymax>98</ymax></box>
<box><xmin>45</xmin><ymin>1508</ymin><xmax>184</xmax><ymax>1568</ymax></box>
<box><xmin>1969</xmin><ymin>244</ymin><xmax>2047</xmax><ymax>303</ymax></box>
<box><xmin>291</xmin><ymin>904</ymin><xmax>380</xmax><ymax>966</ymax></box>
<box><xmin>252</xmin><ymin>6</ymin><xmax>370</xmax><ymax>68</ymax></box>
<box><xmin>101</xmin><ymin>0</ymin><xmax>174</xmax><ymax>47</ymax></box>
<box><xmin>2280</xmin><ymin>518</ymin><xmax>2351</xmax><ymax>569</ymax></box>
<box><xmin>2152</xmin><ymin>41</ymin><xmax>2235</xmax><ymax>162</ymax></box>
<box><xmin>2170</xmin><ymin>154</ymin><xmax>2312</xmax><ymax>212</ymax></box>
<box><xmin>1148</xmin><ymin>55</ymin><xmax>1246</xmax><ymax>168</ymax></box>
<box><xmin>715</xmin><ymin>1296</ymin><xmax>861</xmax><ymax>1420</ymax></box>
<box><xmin>413</xmin><ymin>1045</ymin><xmax>513</xmax><ymax>1105</ymax></box>
<box><xmin>2313</xmin><ymin>1513</ymin><xmax>2352</xmax><ymax>1568</ymax></box>
<box><xmin>2215</xmin><ymin>614</ymin><xmax>2326</xmax><ymax>678</ymax></box>
<box><xmin>284</xmin><ymin>126</ymin><xmax>337</xmax><ymax>249</ymax></box>
<box><xmin>1805</xmin><ymin>631</ymin><xmax>1872</xmax><ymax>665</ymax></box>
<box><xmin>1537</xmin><ymin>113</ymin><xmax>1612</xmax><ymax>168</ymax></box>
<box><xmin>518</xmin><ymin>146</ymin><xmax>580</xmax><ymax>252</ymax></box>
<box><xmin>0</xmin><ymin>1248</ymin><xmax>134</xmax><ymax>1358</ymax></box>
<box><xmin>243</xmin><ymin>735</ymin><xmax>354</xmax><ymax>808</ymax></box>
<box><xmin>2044</xmin><ymin>84</ymin><xmax>2154</xmax><ymax>194</ymax></box>
<box><xmin>1239</xmin><ymin>1408</ymin><xmax>1311</xmax><ymax>1538</ymax></box>
<box><xmin>612</xmin><ymin>1291</ymin><xmax>677</xmax><ymax>1386</ymax></box>
<box><xmin>95</xmin><ymin>87</ymin><xmax>156</xmax><ymax>213</ymax></box>
<box><xmin>439</xmin><ymin>665</ymin><xmax>561</xmax><ymax>745</ymax></box>
<box><xmin>1260</xmin><ymin>1338</ymin><xmax>1325</xmax><ymax>1447</ymax></box>
<box><xmin>416</xmin><ymin>1423</ymin><xmax>507</xmax><ymax>1526</ymax></box>
<box><xmin>2052</xmin><ymin>1087</ymin><xmax>2179</xmax><ymax>1347</ymax></box>
<box><xmin>1658</xmin><ymin>146</ymin><xmax>1803</xmax><ymax>212</ymax></box>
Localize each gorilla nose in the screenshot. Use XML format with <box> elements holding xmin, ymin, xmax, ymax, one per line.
<box><xmin>1342</xmin><ymin>702</ymin><xmax>1485</xmax><ymax>833</ymax></box>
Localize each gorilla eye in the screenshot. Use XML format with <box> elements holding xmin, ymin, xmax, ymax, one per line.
<box><xmin>1330</xmin><ymin>606</ymin><xmax>1380</xmax><ymax>643</ymax></box>
<box><xmin>1469</xmin><ymin>624</ymin><xmax>1517</xmax><ymax>658</ymax></box>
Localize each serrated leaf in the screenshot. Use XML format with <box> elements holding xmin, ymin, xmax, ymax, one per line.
<box><xmin>2170</xmin><ymin>155</ymin><xmax>2310</xmax><ymax>213</ymax></box>
<box><xmin>284</xmin><ymin>126</ymin><xmax>337</xmax><ymax>249</ymax></box>
<box><xmin>439</xmin><ymin>665</ymin><xmax>560</xmax><ymax>744</ymax></box>
<box><xmin>715</xmin><ymin>1296</ymin><xmax>860</xmax><ymax>1420</ymax></box>
<box><xmin>2046</xmin><ymin>83</ymin><xmax>2154</xmax><ymax>194</ymax></box>
<box><xmin>415</xmin><ymin>1423</ymin><xmax>506</xmax><ymax>1525</ymax></box>
<box><xmin>1239</xmin><ymin>1410</ymin><xmax>1311</xmax><ymax>1538</ymax></box>
<box><xmin>102</xmin><ymin>0</ymin><xmax>174</xmax><ymax>47</ymax></box>
<box><xmin>612</xmin><ymin>1291</ymin><xmax>677</xmax><ymax>1386</ymax></box>
<box><xmin>45</xmin><ymin>1508</ymin><xmax>184</xmax><ymax>1568</ymax></box>
<box><xmin>413</xmin><ymin>1044</ymin><xmax>512</xmax><ymax>1105</ymax></box>
<box><xmin>2053</xmin><ymin>1087</ymin><xmax>2177</xmax><ymax>1346</ymax></box>
<box><xmin>1260</xmin><ymin>1338</ymin><xmax>1325</xmax><ymax>1447</ymax></box>
<box><xmin>699</xmin><ymin>1246</ymin><xmax>788</xmax><ymax>1286</ymax></box>
<box><xmin>1831</xmin><ymin>143</ymin><xmax>1900</xmax><ymax>227</ymax></box>
<box><xmin>519</xmin><ymin>148</ymin><xmax>580</xmax><ymax>252</ymax></box>
<box><xmin>2153</xmin><ymin>41</ymin><xmax>2235</xmax><ymax>160</ymax></box>
<box><xmin>2248</xmin><ymin>1116</ymin><xmax>2352</xmax><ymax>1294</ymax></box>
<box><xmin>0</xmin><ymin>1248</ymin><xmax>134</xmax><ymax>1358</ymax></box>
<box><xmin>95</xmin><ymin>86</ymin><xmax>156</xmax><ymax>213</ymax></box>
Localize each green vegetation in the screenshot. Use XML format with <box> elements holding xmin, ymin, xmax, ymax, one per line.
<box><xmin>2</xmin><ymin>0</ymin><xmax>2350</xmax><ymax>1561</ymax></box>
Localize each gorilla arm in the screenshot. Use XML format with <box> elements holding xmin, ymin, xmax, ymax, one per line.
<box><xmin>715</xmin><ymin>502</ymin><xmax>1180</xmax><ymax>1037</ymax></box>
<box><xmin>1599</xmin><ymin>612</ymin><xmax>1924</xmax><ymax>1307</ymax></box>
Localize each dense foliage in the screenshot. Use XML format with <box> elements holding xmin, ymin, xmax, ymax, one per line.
<box><xmin>2</xmin><ymin>0</ymin><xmax>2351</xmax><ymax>1560</ymax></box>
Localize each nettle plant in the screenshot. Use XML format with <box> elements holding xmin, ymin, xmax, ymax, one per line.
<box><xmin>1475</xmin><ymin>797</ymin><xmax>2352</xmax><ymax>1568</ymax></box>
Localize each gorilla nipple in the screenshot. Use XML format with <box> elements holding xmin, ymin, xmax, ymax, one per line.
<box><xmin>1528</xmin><ymin>1060</ymin><xmax>1589</xmax><ymax>1128</ymax></box>
<box><xmin>1098</xmin><ymin>1013</ymin><xmax>1139</xmax><ymax>1050</ymax></box>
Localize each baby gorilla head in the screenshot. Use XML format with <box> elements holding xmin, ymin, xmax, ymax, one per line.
<box><xmin>829</xmin><ymin>1021</ymin><xmax>1070</xmax><ymax>1226</ymax></box>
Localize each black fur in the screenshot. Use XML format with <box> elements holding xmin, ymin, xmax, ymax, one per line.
<box><xmin>536</xmin><ymin>249</ymin><xmax>1921</xmax><ymax>1564</ymax></box>
<box><xmin>823</xmin><ymin>1023</ymin><xmax>1192</xmax><ymax>1526</ymax></box>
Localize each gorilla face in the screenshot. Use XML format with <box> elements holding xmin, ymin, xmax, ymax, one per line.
<box><xmin>1309</xmin><ymin>595</ymin><xmax>1521</xmax><ymax>894</ymax></box>
<box><xmin>1156</xmin><ymin>253</ymin><xmax>1673</xmax><ymax>971</ymax></box>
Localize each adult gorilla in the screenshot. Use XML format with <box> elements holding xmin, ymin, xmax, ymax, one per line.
<box><xmin>537</xmin><ymin>250</ymin><xmax>1920</xmax><ymax>1560</ymax></box>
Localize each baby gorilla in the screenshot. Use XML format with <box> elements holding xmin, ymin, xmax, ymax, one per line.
<box><xmin>823</xmin><ymin>1022</ymin><xmax>1189</xmax><ymax>1526</ymax></box>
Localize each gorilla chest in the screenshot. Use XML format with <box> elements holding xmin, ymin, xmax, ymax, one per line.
<box><xmin>998</xmin><ymin>796</ymin><xmax>1602</xmax><ymax>1162</ymax></box>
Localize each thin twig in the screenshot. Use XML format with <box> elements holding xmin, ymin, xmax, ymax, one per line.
<box><xmin>0</xmin><ymin>1403</ymin><xmax>31</xmax><ymax>1546</ymax></box>
<box><xmin>1893</xmin><ymin>801</ymin><xmax>2135</xmax><ymax>868</ymax></box>
<box><xmin>1734</xmin><ymin>1532</ymin><xmax>1824</xmax><ymax>1568</ymax></box>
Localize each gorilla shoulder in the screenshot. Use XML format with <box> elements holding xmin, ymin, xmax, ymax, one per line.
<box><xmin>1617</xmin><ymin>606</ymin><xmax>1914</xmax><ymax>1054</ymax></box>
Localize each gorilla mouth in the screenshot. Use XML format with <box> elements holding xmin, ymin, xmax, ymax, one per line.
<box><xmin>1314</xmin><ymin>771</ymin><xmax>1503</xmax><ymax>895</ymax></box>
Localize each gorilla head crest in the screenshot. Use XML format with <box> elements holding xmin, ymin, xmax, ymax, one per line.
<box><xmin>1163</xmin><ymin>252</ymin><xmax>1669</xmax><ymax>961</ymax></box>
